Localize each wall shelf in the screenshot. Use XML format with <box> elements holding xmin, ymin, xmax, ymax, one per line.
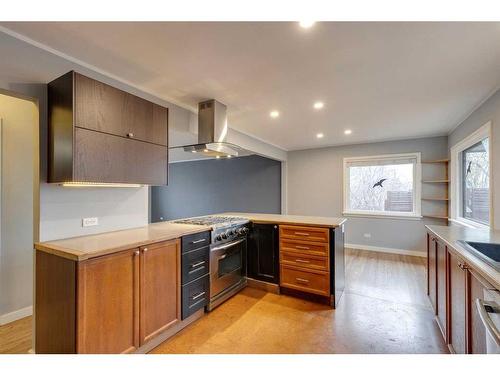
<box><xmin>422</xmin><ymin>180</ymin><xmax>449</xmax><ymax>183</ymax></box>
<box><xmin>422</xmin><ymin>197</ymin><xmax>449</xmax><ymax>201</ymax></box>
<box><xmin>421</xmin><ymin>157</ymin><xmax>449</xmax><ymax>225</ymax></box>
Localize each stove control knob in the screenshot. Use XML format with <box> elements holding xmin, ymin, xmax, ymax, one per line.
<box><xmin>227</xmin><ymin>229</ymin><xmax>234</xmax><ymax>236</ymax></box>
<box><xmin>220</xmin><ymin>232</ymin><xmax>227</xmax><ymax>240</ymax></box>
<box><xmin>242</xmin><ymin>227</ymin><xmax>249</xmax><ymax>235</ymax></box>
<box><xmin>216</xmin><ymin>234</ymin><xmax>223</xmax><ymax>241</ymax></box>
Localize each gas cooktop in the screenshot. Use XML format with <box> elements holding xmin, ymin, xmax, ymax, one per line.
<box><xmin>173</xmin><ymin>215</ymin><xmax>249</xmax><ymax>229</ymax></box>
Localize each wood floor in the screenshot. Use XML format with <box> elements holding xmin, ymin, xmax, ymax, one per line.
<box><xmin>0</xmin><ymin>249</ymin><xmax>448</xmax><ymax>354</ymax></box>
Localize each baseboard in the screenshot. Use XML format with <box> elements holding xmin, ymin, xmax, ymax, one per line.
<box><xmin>345</xmin><ymin>243</ymin><xmax>426</xmax><ymax>258</ymax></box>
<box><xmin>0</xmin><ymin>305</ymin><xmax>33</xmax><ymax>326</ymax></box>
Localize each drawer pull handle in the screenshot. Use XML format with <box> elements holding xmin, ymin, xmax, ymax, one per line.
<box><xmin>191</xmin><ymin>239</ymin><xmax>206</xmax><ymax>244</ymax></box>
<box><xmin>295</xmin><ymin>245</ymin><xmax>310</xmax><ymax>250</ymax></box>
<box><xmin>192</xmin><ymin>291</ymin><xmax>206</xmax><ymax>300</ymax></box>
<box><xmin>295</xmin><ymin>259</ymin><xmax>310</xmax><ymax>263</ymax></box>
<box><xmin>295</xmin><ymin>277</ymin><xmax>309</xmax><ymax>284</ymax></box>
<box><xmin>190</xmin><ymin>261</ymin><xmax>205</xmax><ymax>268</ymax></box>
<box><xmin>134</xmin><ymin>250</ymin><xmax>140</xmax><ymax>256</ymax></box>
<box><xmin>295</xmin><ymin>232</ymin><xmax>310</xmax><ymax>236</ymax></box>
<box><xmin>127</xmin><ymin>132</ymin><xmax>135</xmax><ymax>138</ymax></box>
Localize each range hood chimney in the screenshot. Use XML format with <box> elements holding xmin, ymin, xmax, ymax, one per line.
<box><xmin>181</xmin><ymin>99</ymin><xmax>242</xmax><ymax>158</ymax></box>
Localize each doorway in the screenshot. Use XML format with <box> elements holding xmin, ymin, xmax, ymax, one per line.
<box><xmin>0</xmin><ymin>92</ymin><xmax>39</xmax><ymax>330</ymax></box>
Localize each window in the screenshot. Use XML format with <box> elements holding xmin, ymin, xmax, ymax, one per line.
<box><xmin>451</xmin><ymin>122</ymin><xmax>491</xmax><ymax>228</ymax></box>
<box><xmin>343</xmin><ymin>153</ymin><xmax>421</xmax><ymax>218</ymax></box>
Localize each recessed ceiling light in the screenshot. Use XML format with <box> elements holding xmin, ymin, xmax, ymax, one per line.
<box><xmin>299</xmin><ymin>21</ymin><xmax>316</xmax><ymax>29</ymax></box>
<box><xmin>313</xmin><ymin>101</ymin><xmax>324</xmax><ymax>109</ymax></box>
<box><xmin>227</xmin><ymin>155</ymin><xmax>232</xmax><ymax>158</ymax></box>
<box><xmin>270</xmin><ymin>110</ymin><xmax>280</xmax><ymax>118</ymax></box>
<box><xmin>344</xmin><ymin>129</ymin><xmax>352</xmax><ymax>135</ymax></box>
<box><xmin>316</xmin><ymin>133</ymin><xmax>324</xmax><ymax>139</ymax></box>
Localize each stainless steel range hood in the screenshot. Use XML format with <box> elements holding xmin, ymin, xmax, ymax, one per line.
<box><xmin>180</xmin><ymin>99</ymin><xmax>243</xmax><ymax>158</ymax></box>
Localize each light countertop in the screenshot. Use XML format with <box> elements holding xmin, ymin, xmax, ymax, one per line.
<box><xmin>35</xmin><ymin>222</ymin><xmax>211</xmax><ymax>261</ymax></box>
<box><xmin>35</xmin><ymin>213</ymin><xmax>346</xmax><ymax>262</ymax></box>
<box><xmin>221</xmin><ymin>212</ymin><xmax>347</xmax><ymax>228</ymax></box>
<box><xmin>426</xmin><ymin>224</ymin><xmax>500</xmax><ymax>290</ymax></box>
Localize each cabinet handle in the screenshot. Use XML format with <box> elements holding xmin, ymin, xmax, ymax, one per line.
<box><xmin>295</xmin><ymin>245</ymin><xmax>310</xmax><ymax>250</ymax></box>
<box><xmin>295</xmin><ymin>232</ymin><xmax>310</xmax><ymax>236</ymax></box>
<box><xmin>295</xmin><ymin>259</ymin><xmax>310</xmax><ymax>264</ymax></box>
<box><xmin>134</xmin><ymin>250</ymin><xmax>140</xmax><ymax>256</ymax></box>
<box><xmin>295</xmin><ymin>277</ymin><xmax>309</xmax><ymax>284</ymax></box>
<box><xmin>190</xmin><ymin>261</ymin><xmax>205</xmax><ymax>268</ymax></box>
<box><xmin>143</xmin><ymin>248</ymin><xmax>148</xmax><ymax>253</ymax></box>
<box><xmin>274</xmin><ymin>225</ymin><xmax>278</xmax><ymax>229</ymax></box>
<box><xmin>191</xmin><ymin>239</ymin><xmax>206</xmax><ymax>244</ymax></box>
<box><xmin>459</xmin><ymin>263</ymin><xmax>469</xmax><ymax>270</ymax></box>
<box><xmin>192</xmin><ymin>291</ymin><xmax>206</xmax><ymax>300</ymax></box>
<box><xmin>127</xmin><ymin>132</ymin><xmax>135</xmax><ymax>138</ymax></box>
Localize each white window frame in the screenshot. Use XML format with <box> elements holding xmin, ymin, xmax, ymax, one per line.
<box><xmin>450</xmin><ymin>121</ymin><xmax>492</xmax><ymax>229</ymax></box>
<box><xmin>342</xmin><ymin>152</ymin><xmax>422</xmax><ymax>220</ymax></box>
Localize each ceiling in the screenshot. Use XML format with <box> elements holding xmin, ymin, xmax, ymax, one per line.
<box><xmin>1</xmin><ymin>22</ymin><xmax>500</xmax><ymax>151</ymax></box>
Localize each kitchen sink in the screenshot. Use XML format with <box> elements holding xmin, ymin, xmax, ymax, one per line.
<box><xmin>458</xmin><ymin>241</ymin><xmax>500</xmax><ymax>271</ymax></box>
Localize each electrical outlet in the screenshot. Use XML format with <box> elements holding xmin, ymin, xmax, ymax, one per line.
<box><xmin>82</xmin><ymin>217</ymin><xmax>99</xmax><ymax>227</ymax></box>
<box><xmin>363</xmin><ymin>233</ymin><xmax>372</xmax><ymax>238</ymax></box>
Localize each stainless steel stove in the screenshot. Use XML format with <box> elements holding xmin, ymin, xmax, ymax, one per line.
<box><xmin>173</xmin><ymin>215</ymin><xmax>250</xmax><ymax>310</ymax></box>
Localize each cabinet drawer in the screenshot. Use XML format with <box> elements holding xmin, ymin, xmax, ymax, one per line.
<box><xmin>280</xmin><ymin>252</ymin><xmax>329</xmax><ymax>271</ymax></box>
<box><xmin>279</xmin><ymin>225</ymin><xmax>329</xmax><ymax>243</ymax></box>
<box><xmin>181</xmin><ymin>246</ymin><xmax>209</xmax><ymax>285</ymax></box>
<box><xmin>280</xmin><ymin>239</ymin><xmax>328</xmax><ymax>257</ymax></box>
<box><xmin>280</xmin><ymin>265</ymin><xmax>330</xmax><ymax>296</ymax></box>
<box><xmin>182</xmin><ymin>275</ymin><xmax>209</xmax><ymax>320</ymax></box>
<box><xmin>181</xmin><ymin>231</ymin><xmax>211</xmax><ymax>253</ymax></box>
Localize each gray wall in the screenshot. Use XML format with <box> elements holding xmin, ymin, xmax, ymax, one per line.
<box><xmin>448</xmin><ymin>89</ymin><xmax>500</xmax><ymax>229</ymax></box>
<box><xmin>151</xmin><ymin>155</ymin><xmax>281</xmax><ymax>221</ymax></box>
<box><xmin>287</xmin><ymin>136</ymin><xmax>449</xmax><ymax>254</ymax></box>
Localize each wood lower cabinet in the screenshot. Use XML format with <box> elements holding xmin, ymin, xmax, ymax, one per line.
<box><xmin>139</xmin><ymin>240</ymin><xmax>180</xmax><ymax>345</ymax></box>
<box><xmin>436</xmin><ymin>239</ymin><xmax>448</xmax><ymax>340</ymax></box>
<box><xmin>77</xmin><ymin>249</ymin><xmax>140</xmax><ymax>354</ymax></box>
<box><xmin>448</xmin><ymin>251</ymin><xmax>468</xmax><ymax>354</ymax></box>
<box><xmin>427</xmin><ymin>230</ymin><xmax>496</xmax><ymax>354</ymax></box>
<box><xmin>427</xmin><ymin>234</ymin><xmax>437</xmax><ymax>314</ymax></box>
<box><xmin>279</xmin><ymin>225</ymin><xmax>331</xmax><ymax>297</ymax></box>
<box><xmin>36</xmin><ymin>239</ymin><xmax>181</xmax><ymax>354</ymax></box>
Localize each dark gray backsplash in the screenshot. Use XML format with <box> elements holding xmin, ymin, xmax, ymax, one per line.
<box><xmin>150</xmin><ymin>155</ymin><xmax>282</xmax><ymax>222</ymax></box>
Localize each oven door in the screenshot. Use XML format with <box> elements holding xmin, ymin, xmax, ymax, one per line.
<box><xmin>210</xmin><ymin>237</ymin><xmax>246</xmax><ymax>297</ymax></box>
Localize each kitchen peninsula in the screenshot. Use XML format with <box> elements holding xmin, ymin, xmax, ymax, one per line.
<box><xmin>34</xmin><ymin>213</ymin><xmax>346</xmax><ymax>354</ymax></box>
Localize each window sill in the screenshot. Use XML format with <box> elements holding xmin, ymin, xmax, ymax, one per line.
<box><xmin>449</xmin><ymin>218</ymin><xmax>490</xmax><ymax>230</ymax></box>
<box><xmin>342</xmin><ymin>211</ymin><xmax>422</xmax><ymax>221</ymax></box>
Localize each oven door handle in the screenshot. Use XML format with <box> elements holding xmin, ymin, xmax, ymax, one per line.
<box><xmin>211</xmin><ymin>238</ymin><xmax>246</xmax><ymax>252</ymax></box>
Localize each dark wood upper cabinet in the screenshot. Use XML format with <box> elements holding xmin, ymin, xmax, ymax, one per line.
<box><xmin>48</xmin><ymin>71</ymin><xmax>169</xmax><ymax>185</ymax></box>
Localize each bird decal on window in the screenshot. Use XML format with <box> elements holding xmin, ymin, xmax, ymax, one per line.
<box><xmin>466</xmin><ymin>161</ymin><xmax>472</xmax><ymax>175</ymax></box>
<box><xmin>373</xmin><ymin>178</ymin><xmax>387</xmax><ymax>188</ymax></box>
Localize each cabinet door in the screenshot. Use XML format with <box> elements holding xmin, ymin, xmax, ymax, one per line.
<box><xmin>436</xmin><ymin>240</ymin><xmax>448</xmax><ymax>340</ymax></box>
<box><xmin>140</xmin><ymin>239</ymin><xmax>180</xmax><ymax>345</ymax></box>
<box><xmin>469</xmin><ymin>269</ymin><xmax>490</xmax><ymax>354</ymax></box>
<box><xmin>77</xmin><ymin>249</ymin><xmax>140</xmax><ymax>354</ymax></box>
<box><xmin>248</xmin><ymin>224</ymin><xmax>279</xmax><ymax>284</ymax></box>
<box><xmin>427</xmin><ymin>234</ymin><xmax>437</xmax><ymax>314</ymax></box>
<box><xmin>448</xmin><ymin>251</ymin><xmax>468</xmax><ymax>354</ymax></box>
<box><xmin>74</xmin><ymin>73</ymin><xmax>168</xmax><ymax>146</ymax></box>
<box><xmin>74</xmin><ymin>127</ymin><xmax>168</xmax><ymax>185</ymax></box>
